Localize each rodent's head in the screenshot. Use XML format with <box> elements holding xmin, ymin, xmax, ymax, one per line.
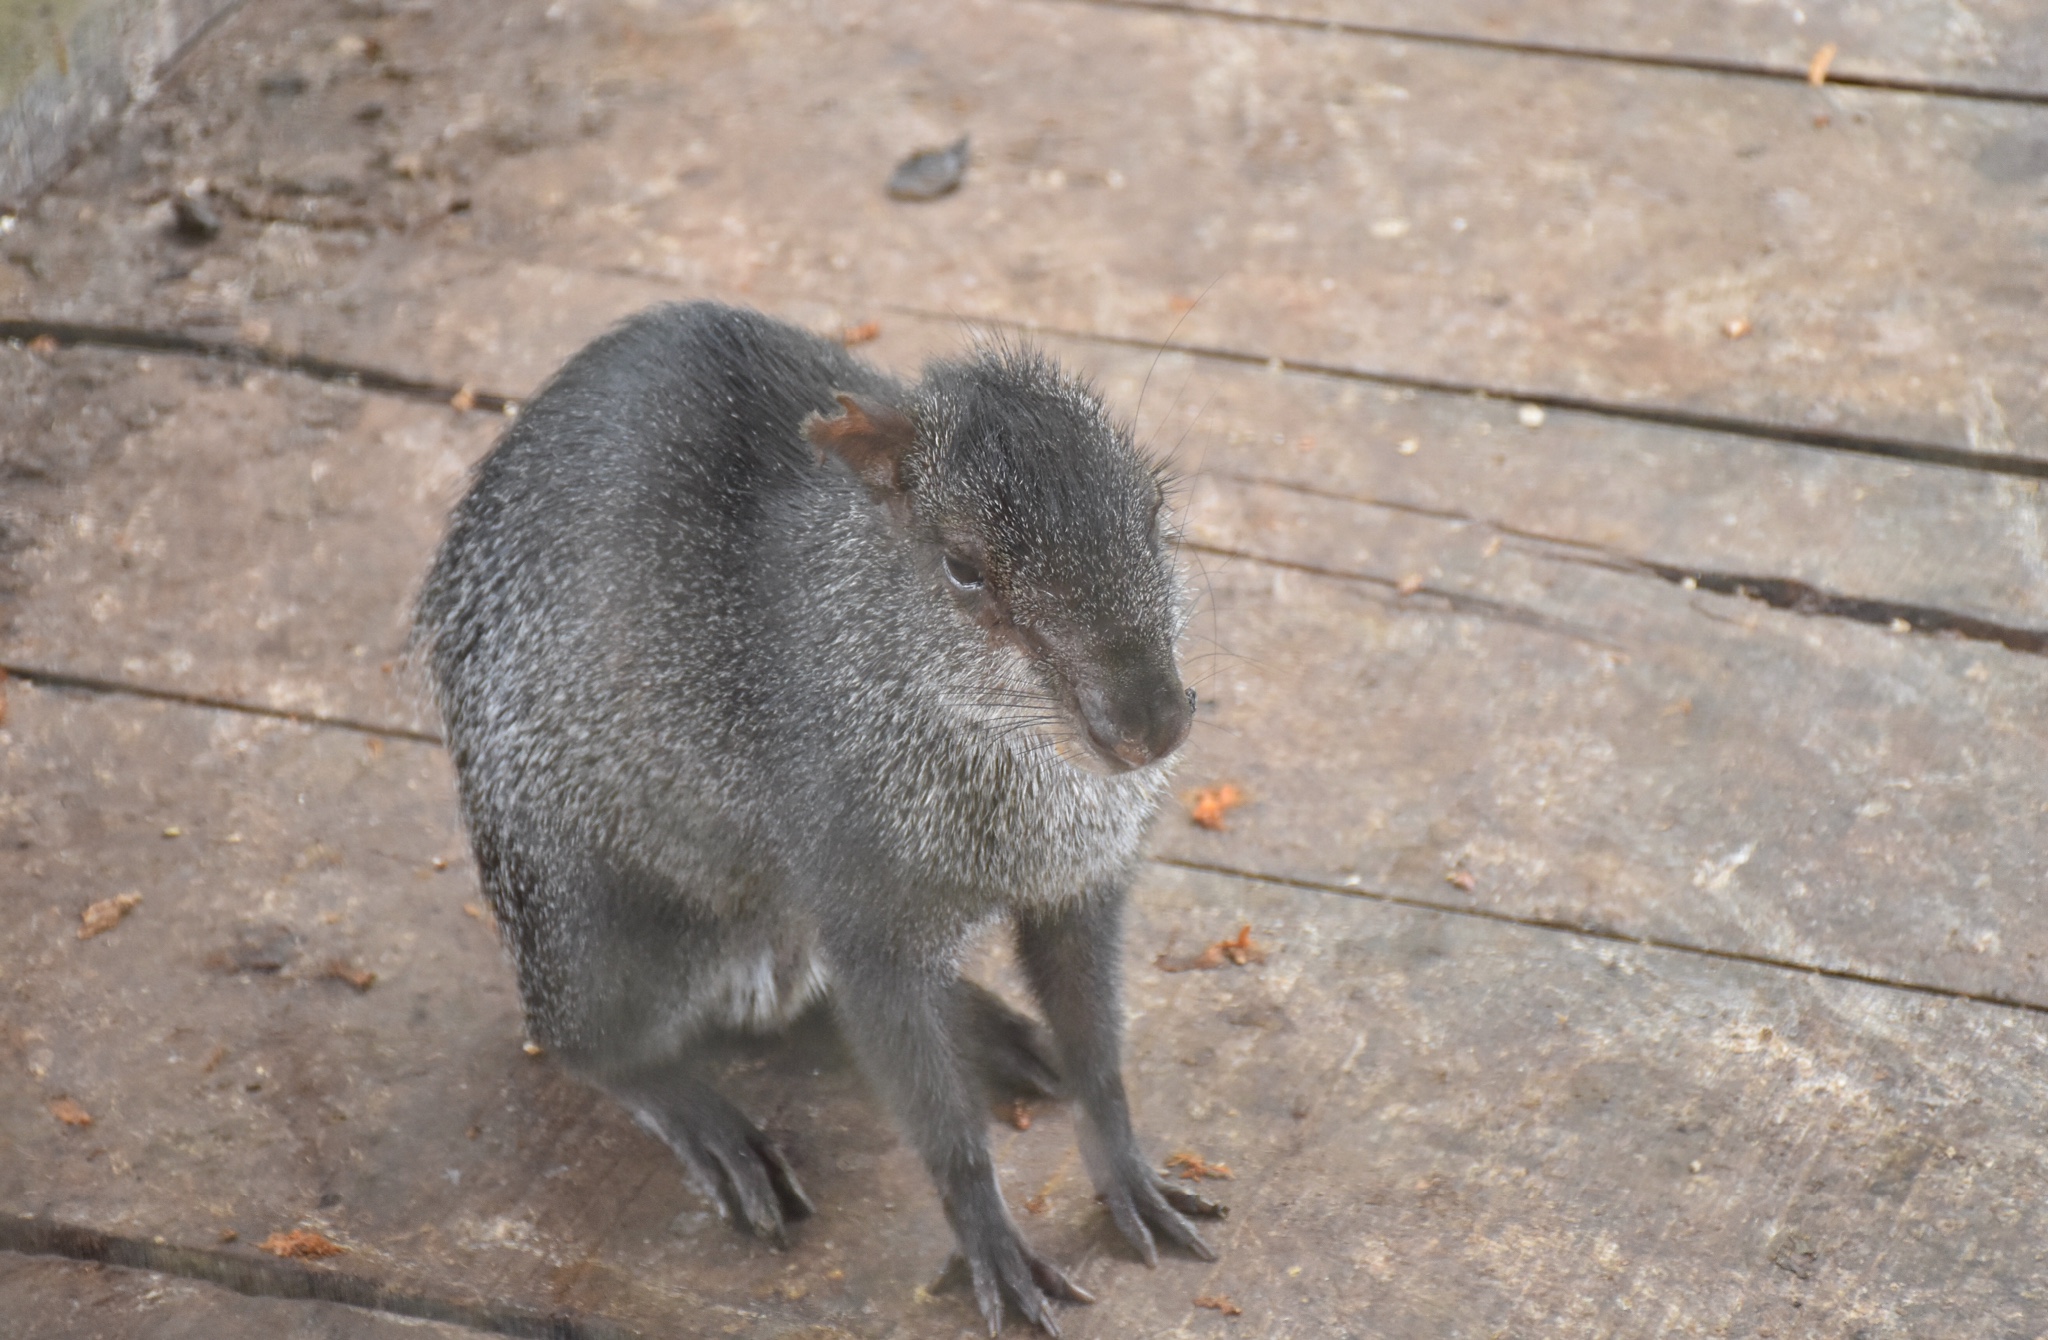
<box><xmin>805</xmin><ymin>346</ymin><xmax>1192</xmax><ymax>774</ymax></box>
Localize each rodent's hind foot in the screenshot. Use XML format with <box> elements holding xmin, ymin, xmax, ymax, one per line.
<box><xmin>955</xmin><ymin>979</ymin><xmax>1062</xmax><ymax>1109</ymax></box>
<box><xmin>932</xmin><ymin>1239</ymin><xmax>1095</xmax><ymax>1337</ymax></box>
<box><xmin>619</xmin><ymin>1073</ymin><xmax>814</xmax><ymax>1246</ymax></box>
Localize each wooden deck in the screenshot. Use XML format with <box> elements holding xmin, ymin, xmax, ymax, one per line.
<box><xmin>3</xmin><ymin>1</ymin><xmax>2046</xmax><ymax>1335</ymax></box>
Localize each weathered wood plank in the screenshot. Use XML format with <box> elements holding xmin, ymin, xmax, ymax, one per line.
<box><xmin>7</xmin><ymin>0</ymin><xmax>2047</xmax><ymax>457</ymax></box>
<box><xmin>1167</xmin><ymin>0</ymin><xmax>2048</xmax><ymax>97</ymax></box>
<box><xmin>5</xmin><ymin>687</ymin><xmax>2046</xmax><ymax>1335</ymax></box>
<box><xmin>0</xmin><ymin>345</ymin><xmax>496</xmax><ymax>734</ymax></box>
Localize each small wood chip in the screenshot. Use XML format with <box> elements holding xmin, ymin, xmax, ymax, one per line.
<box><xmin>463</xmin><ymin>901</ymin><xmax>488</xmax><ymax>919</ymax></box>
<box><xmin>258</xmin><ymin>1229</ymin><xmax>346</xmax><ymax>1259</ymax></box>
<box><xmin>217</xmin><ymin>1228</ymin><xmax>239</xmax><ymax>1243</ymax></box>
<box><xmin>1395</xmin><ymin>574</ymin><xmax>1425</xmax><ymax>597</ymax></box>
<box><xmin>1023</xmin><ymin>1193</ymin><xmax>1050</xmax><ymax>1215</ymax></box>
<box><xmin>26</xmin><ymin>333</ymin><xmax>59</xmax><ymax>355</ymax></box>
<box><xmin>1166</xmin><ymin>1151</ymin><xmax>1234</xmax><ymax>1181</ymax></box>
<box><xmin>1185</xmin><ymin>783</ymin><xmax>1244</xmax><ymax>831</ymax></box>
<box><xmin>1444</xmin><ymin>868</ymin><xmax>1476</xmax><ymax>892</ymax></box>
<box><xmin>839</xmin><ymin>320</ymin><xmax>881</xmax><ymax>345</ymax></box>
<box><xmin>78</xmin><ymin>892</ymin><xmax>142</xmax><ymax>940</ymax></box>
<box><xmin>1194</xmin><ymin>1293</ymin><xmax>1244</xmax><ymax>1316</ymax></box>
<box><xmin>1005</xmin><ymin>1099</ymin><xmax>1033</xmax><ymax>1131</ymax></box>
<box><xmin>522</xmin><ymin>1041</ymin><xmax>545</xmax><ymax>1057</ymax></box>
<box><xmin>49</xmin><ymin>1097</ymin><xmax>93</xmax><ymax>1127</ymax></box>
<box><xmin>449</xmin><ymin>385</ymin><xmax>476</xmax><ymax>412</ymax></box>
<box><xmin>1806</xmin><ymin>42</ymin><xmax>1838</xmax><ymax>85</ymax></box>
<box><xmin>1722</xmin><ymin>317</ymin><xmax>1752</xmax><ymax>339</ymax></box>
<box><xmin>320</xmin><ymin>959</ymin><xmax>377</xmax><ymax>991</ymax></box>
<box><xmin>886</xmin><ymin>135</ymin><xmax>969</xmax><ymax>201</ymax></box>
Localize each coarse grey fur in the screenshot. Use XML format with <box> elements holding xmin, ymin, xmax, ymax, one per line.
<box><xmin>414</xmin><ymin>302</ymin><xmax>1222</xmax><ymax>1335</ymax></box>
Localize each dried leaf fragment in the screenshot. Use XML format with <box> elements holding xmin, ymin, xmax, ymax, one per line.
<box><xmin>1166</xmin><ymin>1151</ymin><xmax>1234</xmax><ymax>1181</ymax></box>
<box><xmin>1806</xmin><ymin>42</ymin><xmax>1838</xmax><ymax>85</ymax></box>
<box><xmin>1023</xmin><ymin>1193</ymin><xmax>1050</xmax><ymax>1215</ymax></box>
<box><xmin>321</xmin><ymin>959</ymin><xmax>377</xmax><ymax>991</ymax></box>
<box><xmin>1194</xmin><ymin>1293</ymin><xmax>1244</xmax><ymax>1316</ymax></box>
<box><xmin>448</xmin><ymin>385</ymin><xmax>476</xmax><ymax>412</ymax></box>
<box><xmin>1157</xmin><ymin>924</ymin><xmax>1267</xmax><ymax>973</ymax></box>
<box><xmin>839</xmin><ymin>320</ymin><xmax>881</xmax><ymax>345</ymax></box>
<box><xmin>1185</xmin><ymin>783</ymin><xmax>1244</xmax><ymax>831</ymax></box>
<box><xmin>78</xmin><ymin>892</ymin><xmax>143</xmax><ymax>940</ymax></box>
<box><xmin>1444</xmin><ymin>868</ymin><xmax>1476</xmax><ymax>892</ymax></box>
<box><xmin>49</xmin><ymin>1097</ymin><xmax>93</xmax><ymax>1127</ymax></box>
<box><xmin>259</xmin><ymin>1229</ymin><xmax>346</xmax><ymax>1259</ymax></box>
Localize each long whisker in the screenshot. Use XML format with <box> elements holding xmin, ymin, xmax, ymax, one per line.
<box><xmin>1134</xmin><ymin>276</ymin><xmax>1221</xmax><ymax>436</ymax></box>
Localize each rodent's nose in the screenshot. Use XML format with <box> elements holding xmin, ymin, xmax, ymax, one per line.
<box><xmin>1084</xmin><ymin>674</ymin><xmax>1194</xmax><ymax>771</ymax></box>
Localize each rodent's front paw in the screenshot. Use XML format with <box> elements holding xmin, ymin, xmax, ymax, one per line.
<box><xmin>935</xmin><ymin>1233</ymin><xmax>1094</xmax><ymax>1337</ymax></box>
<box><xmin>1097</xmin><ymin>1165</ymin><xmax>1227</xmax><ymax>1267</ymax></box>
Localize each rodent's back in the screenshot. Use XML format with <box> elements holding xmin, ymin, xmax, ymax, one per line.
<box><xmin>416</xmin><ymin>303</ymin><xmax>902</xmax><ymax>848</ymax></box>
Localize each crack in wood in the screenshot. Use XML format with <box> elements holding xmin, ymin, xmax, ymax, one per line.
<box><xmin>0</xmin><ymin>321</ymin><xmax>518</xmax><ymax>416</ymax></box>
<box><xmin>4</xmin><ymin>308</ymin><xmax>2044</xmax><ymax>486</ymax></box>
<box><xmin>0</xmin><ymin>1216</ymin><xmax>636</xmax><ymax>1339</ymax></box>
<box><xmin>1181</xmin><ymin>539</ymin><xmax>1621</xmax><ymax>648</ymax></box>
<box><xmin>890</xmin><ymin>309</ymin><xmax>2048</xmax><ymax>483</ymax></box>
<box><xmin>1156</xmin><ymin>856</ymin><xmax>2048</xmax><ymax>1019</ymax></box>
<box><xmin>0</xmin><ymin>663</ymin><xmax>441</xmax><ymax>743</ymax></box>
<box><xmin>1563</xmin><ymin>556</ymin><xmax>2048</xmax><ymax>657</ymax></box>
<box><xmin>1058</xmin><ymin>0</ymin><xmax>2048</xmax><ymax>107</ymax></box>
<box><xmin>1209</xmin><ymin>473</ymin><xmax>2048</xmax><ymax>658</ymax></box>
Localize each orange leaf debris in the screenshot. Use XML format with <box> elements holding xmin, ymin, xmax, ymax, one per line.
<box><xmin>259</xmin><ymin>1229</ymin><xmax>346</xmax><ymax>1259</ymax></box>
<box><xmin>49</xmin><ymin>1097</ymin><xmax>93</xmax><ymax>1127</ymax></box>
<box><xmin>78</xmin><ymin>892</ymin><xmax>143</xmax><ymax>939</ymax></box>
<box><xmin>1156</xmin><ymin>924</ymin><xmax>1267</xmax><ymax>973</ymax></box>
<box><xmin>1166</xmin><ymin>1151</ymin><xmax>1234</xmax><ymax>1181</ymax></box>
<box><xmin>1185</xmin><ymin>783</ymin><xmax>1244</xmax><ymax>831</ymax></box>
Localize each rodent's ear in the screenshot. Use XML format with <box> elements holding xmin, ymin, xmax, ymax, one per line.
<box><xmin>803</xmin><ymin>393</ymin><xmax>917</xmax><ymax>500</ymax></box>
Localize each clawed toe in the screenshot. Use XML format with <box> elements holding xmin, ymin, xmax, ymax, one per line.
<box><xmin>1099</xmin><ymin>1167</ymin><xmax>1227</xmax><ymax>1265</ymax></box>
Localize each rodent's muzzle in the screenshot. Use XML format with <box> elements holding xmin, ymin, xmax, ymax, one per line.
<box><xmin>1077</xmin><ymin>670</ymin><xmax>1194</xmax><ymax>772</ymax></box>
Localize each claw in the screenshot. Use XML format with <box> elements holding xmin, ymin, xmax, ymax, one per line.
<box><xmin>1030</xmin><ymin>1257</ymin><xmax>1097</xmax><ymax>1305</ymax></box>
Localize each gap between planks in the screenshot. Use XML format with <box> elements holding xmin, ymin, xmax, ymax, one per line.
<box><xmin>1053</xmin><ymin>0</ymin><xmax>2048</xmax><ymax>107</ymax></box>
<box><xmin>9</xmin><ymin>660</ymin><xmax>2047</xmax><ymax>1021</ymax></box>
<box><xmin>6</xmin><ymin>315</ymin><xmax>2048</xmax><ymax>482</ymax></box>
<box><xmin>0</xmin><ymin>1218</ymin><xmax>629</xmax><ymax>1340</ymax></box>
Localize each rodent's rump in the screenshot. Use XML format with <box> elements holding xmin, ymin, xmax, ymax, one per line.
<box><xmin>414</xmin><ymin>303</ymin><xmax>1219</xmax><ymax>1336</ymax></box>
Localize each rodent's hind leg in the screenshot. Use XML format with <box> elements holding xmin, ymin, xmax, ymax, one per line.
<box><xmin>607</xmin><ymin>1061</ymin><xmax>815</xmax><ymax>1245</ymax></box>
<box><xmin>954</xmin><ymin>979</ymin><xmax>1062</xmax><ymax>1111</ymax></box>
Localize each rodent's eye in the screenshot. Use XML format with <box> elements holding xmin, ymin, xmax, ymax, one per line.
<box><xmin>944</xmin><ymin>553</ymin><xmax>985</xmax><ymax>590</ymax></box>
